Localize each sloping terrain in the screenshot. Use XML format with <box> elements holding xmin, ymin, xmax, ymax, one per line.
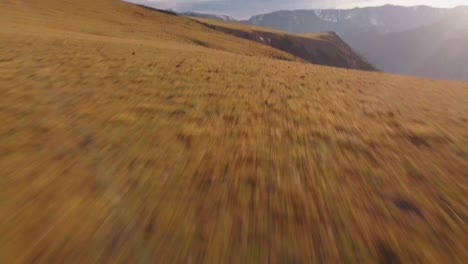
<box><xmin>0</xmin><ymin>0</ymin><xmax>300</xmax><ymax>62</ymax></box>
<box><xmin>191</xmin><ymin>17</ymin><xmax>376</xmax><ymax>71</ymax></box>
<box><xmin>1</xmin><ymin>0</ymin><xmax>468</xmax><ymax>263</ymax></box>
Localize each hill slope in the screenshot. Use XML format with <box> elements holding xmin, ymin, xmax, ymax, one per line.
<box><xmin>0</xmin><ymin>0</ymin><xmax>301</xmax><ymax>61</ymax></box>
<box><xmin>192</xmin><ymin>17</ymin><xmax>376</xmax><ymax>71</ymax></box>
<box><xmin>0</xmin><ymin>0</ymin><xmax>467</xmax><ymax>263</ymax></box>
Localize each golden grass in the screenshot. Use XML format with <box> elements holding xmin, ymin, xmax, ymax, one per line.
<box><xmin>0</xmin><ymin>0</ymin><xmax>299</xmax><ymax>61</ymax></box>
<box><xmin>0</xmin><ymin>0</ymin><xmax>467</xmax><ymax>263</ymax></box>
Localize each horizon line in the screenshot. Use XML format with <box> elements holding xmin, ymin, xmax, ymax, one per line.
<box><xmin>169</xmin><ymin>4</ymin><xmax>467</xmax><ymax>20</ymax></box>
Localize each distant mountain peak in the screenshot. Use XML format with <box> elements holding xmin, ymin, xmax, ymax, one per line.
<box><xmin>244</xmin><ymin>5</ymin><xmax>467</xmax><ymax>80</ymax></box>
<box><xmin>181</xmin><ymin>11</ymin><xmax>236</xmax><ymax>22</ymax></box>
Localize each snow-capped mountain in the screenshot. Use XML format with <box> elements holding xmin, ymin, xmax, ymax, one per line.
<box><xmin>246</xmin><ymin>5</ymin><xmax>468</xmax><ymax>80</ymax></box>
<box><xmin>247</xmin><ymin>5</ymin><xmax>449</xmax><ymax>34</ymax></box>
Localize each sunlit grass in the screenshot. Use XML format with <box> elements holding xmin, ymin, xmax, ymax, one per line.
<box><xmin>0</xmin><ymin>0</ymin><xmax>467</xmax><ymax>263</ymax></box>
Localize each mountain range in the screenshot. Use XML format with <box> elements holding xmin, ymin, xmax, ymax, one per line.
<box><xmin>247</xmin><ymin>5</ymin><xmax>449</xmax><ymax>34</ymax></box>
<box><xmin>182</xmin><ymin>5</ymin><xmax>468</xmax><ymax>80</ymax></box>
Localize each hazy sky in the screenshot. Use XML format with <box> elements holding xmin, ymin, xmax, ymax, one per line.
<box><xmin>129</xmin><ymin>0</ymin><xmax>468</xmax><ymax>18</ymax></box>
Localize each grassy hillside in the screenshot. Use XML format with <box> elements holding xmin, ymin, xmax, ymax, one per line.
<box><xmin>191</xmin><ymin>17</ymin><xmax>376</xmax><ymax>71</ymax></box>
<box><xmin>0</xmin><ymin>0</ymin><xmax>299</xmax><ymax>61</ymax></box>
<box><xmin>1</xmin><ymin>0</ymin><xmax>467</xmax><ymax>263</ymax></box>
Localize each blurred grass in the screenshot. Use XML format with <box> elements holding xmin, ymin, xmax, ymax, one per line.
<box><xmin>0</xmin><ymin>0</ymin><xmax>467</xmax><ymax>263</ymax></box>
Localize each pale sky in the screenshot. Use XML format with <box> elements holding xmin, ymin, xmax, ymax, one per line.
<box><xmin>129</xmin><ymin>0</ymin><xmax>468</xmax><ymax>18</ymax></box>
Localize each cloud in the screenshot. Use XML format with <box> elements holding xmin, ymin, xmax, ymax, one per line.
<box><xmin>130</xmin><ymin>0</ymin><xmax>468</xmax><ymax>18</ymax></box>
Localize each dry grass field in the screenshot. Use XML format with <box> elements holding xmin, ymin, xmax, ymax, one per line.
<box><xmin>0</xmin><ymin>0</ymin><xmax>467</xmax><ymax>263</ymax></box>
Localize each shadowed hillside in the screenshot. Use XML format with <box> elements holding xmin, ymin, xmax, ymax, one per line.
<box><xmin>0</xmin><ymin>0</ymin><xmax>467</xmax><ymax>263</ymax></box>
<box><xmin>192</xmin><ymin>17</ymin><xmax>376</xmax><ymax>71</ymax></box>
